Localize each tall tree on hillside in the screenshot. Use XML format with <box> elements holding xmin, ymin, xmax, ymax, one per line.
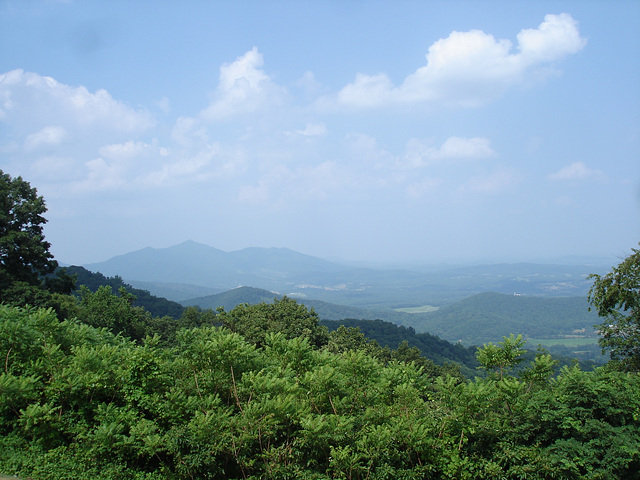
<box><xmin>588</xmin><ymin>244</ymin><xmax>640</xmax><ymax>371</ymax></box>
<box><xmin>0</xmin><ymin>170</ymin><xmax>58</xmax><ymax>300</ymax></box>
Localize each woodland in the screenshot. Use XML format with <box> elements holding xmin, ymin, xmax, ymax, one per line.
<box><xmin>1</xmin><ymin>169</ymin><xmax>640</xmax><ymax>479</ymax></box>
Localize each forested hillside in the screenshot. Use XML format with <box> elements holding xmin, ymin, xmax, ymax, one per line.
<box><xmin>321</xmin><ymin>318</ymin><xmax>478</xmax><ymax>369</ymax></box>
<box><xmin>184</xmin><ymin>286</ymin><xmax>602</xmax><ymax>351</ymax></box>
<box><xmin>65</xmin><ymin>266</ymin><xmax>186</xmax><ymax>318</ymax></box>
<box><xmin>407</xmin><ymin>292</ymin><xmax>600</xmax><ymax>344</ymax></box>
<box><xmin>2</xmin><ymin>304</ymin><xmax>639</xmax><ymax>479</ymax></box>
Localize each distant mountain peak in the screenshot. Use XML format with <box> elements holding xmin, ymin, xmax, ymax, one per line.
<box><xmin>83</xmin><ymin>241</ymin><xmax>346</xmax><ymax>289</ymax></box>
<box><xmin>168</xmin><ymin>240</ymin><xmax>222</xmax><ymax>250</ymax></box>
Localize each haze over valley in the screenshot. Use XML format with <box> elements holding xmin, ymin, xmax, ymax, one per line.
<box><xmin>80</xmin><ymin>240</ymin><xmax>606</xmax><ymax>357</ymax></box>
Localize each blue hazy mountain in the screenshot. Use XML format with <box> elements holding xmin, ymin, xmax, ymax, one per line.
<box><xmin>84</xmin><ymin>240</ymin><xmax>609</xmax><ymax>308</ymax></box>
<box><xmin>84</xmin><ymin>240</ymin><xmax>352</xmax><ymax>290</ymax></box>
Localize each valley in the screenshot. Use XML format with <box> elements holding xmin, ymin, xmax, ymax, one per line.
<box><xmin>83</xmin><ymin>241</ymin><xmax>607</xmax><ymax>360</ymax></box>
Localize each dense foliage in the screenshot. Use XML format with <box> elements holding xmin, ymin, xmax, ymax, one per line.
<box><xmin>65</xmin><ymin>265</ymin><xmax>186</xmax><ymax>319</ymax></box>
<box><xmin>322</xmin><ymin>318</ymin><xmax>479</xmax><ymax>377</ymax></box>
<box><xmin>1</xmin><ymin>303</ymin><xmax>639</xmax><ymax>479</ymax></box>
<box><xmin>217</xmin><ymin>297</ymin><xmax>329</xmax><ymax>348</ymax></box>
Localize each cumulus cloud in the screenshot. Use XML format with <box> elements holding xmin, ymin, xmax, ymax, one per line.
<box><xmin>76</xmin><ymin>156</ymin><xmax>127</xmax><ymax>192</ymax></box>
<box><xmin>548</xmin><ymin>161</ymin><xmax>604</xmax><ymax>181</ymax></box>
<box><xmin>334</xmin><ymin>13</ymin><xmax>586</xmax><ymax>109</ymax></box>
<box><xmin>201</xmin><ymin>47</ymin><xmax>287</xmax><ymax>120</ymax></box>
<box><xmin>24</xmin><ymin>126</ymin><xmax>67</xmax><ymax>152</ymax></box>
<box><xmin>140</xmin><ymin>145</ymin><xmax>219</xmax><ymax>187</ymax></box>
<box><xmin>0</xmin><ymin>69</ymin><xmax>155</xmax><ymax>135</ymax></box>
<box><xmin>99</xmin><ymin>140</ymin><xmax>153</xmax><ymax>160</ymax></box>
<box><xmin>401</xmin><ymin>137</ymin><xmax>494</xmax><ymax>168</ymax></box>
<box><xmin>0</xmin><ymin>66</ymin><xmax>258</xmax><ymax>195</ymax></box>
<box><xmin>433</xmin><ymin>137</ymin><xmax>495</xmax><ymax>160</ymax></box>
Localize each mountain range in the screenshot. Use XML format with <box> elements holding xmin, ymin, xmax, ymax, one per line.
<box><xmin>84</xmin><ymin>240</ymin><xmax>609</xmax><ymax>310</ymax></box>
<box><xmin>78</xmin><ymin>241</ymin><xmax>608</xmax><ymax>359</ymax></box>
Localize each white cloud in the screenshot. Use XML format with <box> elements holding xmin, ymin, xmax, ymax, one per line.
<box><xmin>294</xmin><ymin>71</ymin><xmax>325</xmax><ymax>99</ymax></box>
<box><xmin>201</xmin><ymin>47</ymin><xmax>287</xmax><ymax>120</ymax></box>
<box><xmin>99</xmin><ymin>140</ymin><xmax>153</xmax><ymax>160</ymax></box>
<box><xmin>516</xmin><ymin>13</ymin><xmax>587</xmax><ymax>63</ymax></box>
<box><xmin>0</xmin><ymin>69</ymin><xmax>155</xmax><ymax>135</ymax></box>
<box><xmin>140</xmin><ymin>146</ymin><xmax>219</xmax><ymax>187</ymax></box>
<box><xmin>434</xmin><ymin>137</ymin><xmax>495</xmax><ymax>160</ymax></box>
<box><xmin>283</xmin><ymin>122</ymin><xmax>328</xmax><ymax>137</ymax></box>
<box><xmin>171</xmin><ymin>116</ymin><xmax>209</xmax><ymax>146</ymax></box>
<box><xmin>548</xmin><ymin>161</ymin><xmax>604</xmax><ymax>181</ymax></box>
<box><xmin>334</xmin><ymin>13</ymin><xmax>586</xmax><ymax>109</ymax></box>
<box><xmin>75</xmin><ymin>157</ymin><xmax>126</xmax><ymax>192</ymax></box>
<box><xmin>401</xmin><ymin>136</ymin><xmax>494</xmax><ymax>168</ymax></box>
<box><xmin>337</xmin><ymin>73</ymin><xmax>394</xmax><ymax>108</ymax></box>
<box><xmin>295</xmin><ymin>123</ymin><xmax>328</xmax><ymax>137</ymax></box>
<box><xmin>24</xmin><ymin>126</ymin><xmax>67</xmax><ymax>152</ymax></box>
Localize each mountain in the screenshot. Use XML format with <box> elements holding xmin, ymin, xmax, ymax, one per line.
<box><xmin>183</xmin><ymin>286</ymin><xmax>281</xmax><ymax>310</ymax></box>
<box><xmin>84</xmin><ymin>241</ymin><xmax>609</xmax><ymax>310</ymax></box>
<box><xmin>84</xmin><ymin>240</ymin><xmax>353</xmax><ymax>291</ymax></box>
<box><xmin>406</xmin><ymin>292</ymin><xmax>601</xmax><ymax>344</ymax></box>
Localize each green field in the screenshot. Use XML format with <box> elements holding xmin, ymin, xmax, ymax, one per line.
<box><xmin>394</xmin><ymin>304</ymin><xmax>440</xmax><ymax>314</ymax></box>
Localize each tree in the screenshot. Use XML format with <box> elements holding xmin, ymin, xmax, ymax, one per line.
<box><xmin>217</xmin><ymin>296</ymin><xmax>329</xmax><ymax>348</ymax></box>
<box><xmin>588</xmin><ymin>244</ymin><xmax>640</xmax><ymax>371</ymax></box>
<box><xmin>0</xmin><ymin>170</ymin><xmax>58</xmax><ymax>297</ymax></box>
<box><xmin>76</xmin><ymin>285</ymin><xmax>149</xmax><ymax>341</ymax></box>
<box><xmin>326</xmin><ymin>325</ymin><xmax>390</xmax><ymax>360</ymax></box>
<box><xmin>476</xmin><ymin>333</ymin><xmax>526</xmax><ymax>379</ymax></box>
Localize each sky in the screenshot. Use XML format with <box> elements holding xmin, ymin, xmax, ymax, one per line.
<box><xmin>1</xmin><ymin>0</ymin><xmax>639</xmax><ymax>266</ymax></box>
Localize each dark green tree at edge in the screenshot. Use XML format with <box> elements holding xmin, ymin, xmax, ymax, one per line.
<box><xmin>0</xmin><ymin>170</ymin><xmax>67</xmax><ymax>307</ymax></box>
<box><xmin>588</xmin><ymin>243</ymin><xmax>640</xmax><ymax>371</ymax></box>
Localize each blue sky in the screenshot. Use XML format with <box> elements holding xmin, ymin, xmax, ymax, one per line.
<box><xmin>1</xmin><ymin>1</ymin><xmax>639</xmax><ymax>265</ymax></box>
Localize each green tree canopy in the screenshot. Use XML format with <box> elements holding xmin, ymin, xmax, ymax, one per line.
<box><xmin>216</xmin><ymin>296</ymin><xmax>329</xmax><ymax>348</ymax></box>
<box><xmin>0</xmin><ymin>170</ymin><xmax>57</xmax><ymax>297</ymax></box>
<box><xmin>588</xmin><ymin>244</ymin><xmax>640</xmax><ymax>371</ymax></box>
<box><xmin>75</xmin><ymin>285</ymin><xmax>149</xmax><ymax>341</ymax></box>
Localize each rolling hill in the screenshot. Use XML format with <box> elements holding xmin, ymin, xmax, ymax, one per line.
<box><xmin>181</xmin><ymin>286</ymin><xmax>408</xmax><ymax>322</ymax></box>
<box><xmin>392</xmin><ymin>291</ymin><xmax>601</xmax><ymax>344</ymax></box>
<box><xmin>182</xmin><ymin>286</ymin><xmax>602</xmax><ymax>347</ymax></box>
